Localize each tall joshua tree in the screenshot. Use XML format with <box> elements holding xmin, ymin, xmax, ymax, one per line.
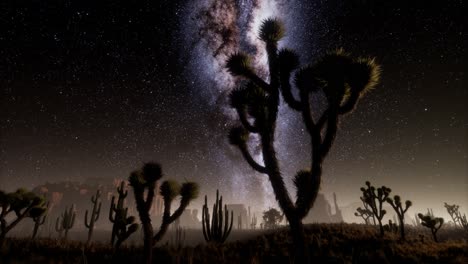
<box><xmin>360</xmin><ymin>181</ymin><xmax>391</xmax><ymax>236</ymax></box>
<box><xmin>386</xmin><ymin>195</ymin><xmax>412</xmax><ymax>240</ymax></box>
<box><xmin>226</xmin><ymin>18</ymin><xmax>380</xmax><ymax>261</ymax></box>
<box><xmin>129</xmin><ymin>163</ymin><xmax>199</xmax><ymax>264</ymax></box>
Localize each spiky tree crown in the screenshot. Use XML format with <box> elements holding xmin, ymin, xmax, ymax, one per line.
<box><xmin>143</xmin><ymin>162</ymin><xmax>162</xmax><ymax>183</ymax></box>
<box><xmin>180</xmin><ymin>182</ymin><xmax>199</xmax><ymax>201</ymax></box>
<box><xmin>348</xmin><ymin>57</ymin><xmax>381</xmax><ymax>94</ymax></box>
<box><xmin>259</xmin><ymin>18</ymin><xmax>285</xmax><ymax>43</ymax></box>
<box><xmin>226</xmin><ymin>53</ymin><xmax>252</xmax><ymax>76</ymax></box>
<box><xmin>160</xmin><ymin>180</ymin><xmax>180</xmax><ymax>201</ymax></box>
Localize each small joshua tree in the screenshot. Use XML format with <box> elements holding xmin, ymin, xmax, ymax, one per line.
<box><xmin>355</xmin><ymin>207</ymin><xmax>373</xmax><ymax>225</ymax></box>
<box><xmin>251</xmin><ymin>214</ymin><xmax>257</xmax><ymax>229</ymax></box>
<box><xmin>201</xmin><ymin>189</ymin><xmax>233</xmax><ymax>243</ymax></box>
<box><xmin>109</xmin><ymin>181</ymin><xmax>139</xmax><ymax>248</ymax></box>
<box><xmin>226</xmin><ymin>17</ymin><xmax>380</xmax><ymax>261</ymax></box>
<box><xmin>360</xmin><ymin>181</ymin><xmax>391</xmax><ymax>236</ymax></box>
<box><xmin>84</xmin><ymin>189</ymin><xmax>102</xmax><ymax>244</ymax></box>
<box><xmin>129</xmin><ymin>162</ymin><xmax>199</xmax><ymax>264</ymax></box>
<box><xmin>32</xmin><ymin>200</ymin><xmax>49</xmax><ymax>239</ymax></box>
<box><xmin>0</xmin><ymin>188</ymin><xmax>46</xmax><ymax>241</ymax></box>
<box><xmin>444</xmin><ymin>203</ymin><xmax>462</xmax><ymax>227</ymax></box>
<box><xmin>55</xmin><ymin>205</ymin><xmax>76</xmax><ymax>240</ymax></box>
<box><xmin>418</xmin><ymin>213</ymin><xmax>444</xmax><ymax>242</ymax></box>
<box><xmin>386</xmin><ymin>195</ymin><xmax>412</xmax><ymax>240</ymax></box>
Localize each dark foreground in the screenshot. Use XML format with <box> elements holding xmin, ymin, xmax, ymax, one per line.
<box><xmin>1</xmin><ymin>224</ymin><xmax>467</xmax><ymax>264</ymax></box>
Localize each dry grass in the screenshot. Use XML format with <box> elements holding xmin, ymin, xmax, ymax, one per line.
<box><xmin>1</xmin><ymin>223</ymin><xmax>467</xmax><ymax>263</ymax></box>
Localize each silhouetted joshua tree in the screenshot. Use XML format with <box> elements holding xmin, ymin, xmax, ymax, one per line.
<box><xmin>129</xmin><ymin>162</ymin><xmax>199</xmax><ymax>264</ymax></box>
<box><xmin>418</xmin><ymin>213</ymin><xmax>444</xmax><ymax>242</ymax></box>
<box><xmin>32</xmin><ymin>200</ymin><xmax>49</xmax><ymax>239</ymax></box>
<box><xmin>55</xmin><ymin>205</ymin><xmax>76</xmax><ymax>240</ymax></box>
<box><xmin>0</xmin><ymin>188</ymin><xmax>46</xmax><ymax>241</ymax></box>
<box><xmin>387</xmin><ymin>195</ymin><xmax>412</xmax><ymax>240</ymax></box>
<box><xmin>109</xmin><ymin>181</ymin><xmax>139</xmax><ymax>249</ymax></box>
<box><xmin>226</xmin><ymin>18</ymin><xmax>380</xmax><ymax>262</ymax></box>
<box><xmin>355</xmin><ymin>207</ymin><xmax>373</xmax><ymax>225</ymax></box>
<box><xmin>444</xmin><ymin>202</ymin><xmax>462</xmax><ymax>227</ymax></box>
<box><xmin>202</xmin><ymin>189</ymin><xmax>233</xmax><ymax>243</ymax></box>
<box><xmin>360</xmin><ymin>181</ymin><xmax>391</xmax><ymax>236</ymax></box>
<box><xmin>84</xmin><ymin>189</ymin><xmax>102</xmax><ymax>244</ymax></box>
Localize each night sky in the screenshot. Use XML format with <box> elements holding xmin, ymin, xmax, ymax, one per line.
<box><xmin>1</xmin><ymin>1</ymin><xmax>466</xmax><ymax>219</ymax></box>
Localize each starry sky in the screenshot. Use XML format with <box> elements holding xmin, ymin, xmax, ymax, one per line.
<box><xmin>1</xmin><ymin>1</ymin><xmax>466</xmax><ymax>219</ymax></box>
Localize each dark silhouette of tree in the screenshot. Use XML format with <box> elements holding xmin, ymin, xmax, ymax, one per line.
<box><xmin>31</xmin><ymin>200</ymin><xmax>49</xmax><ymax>239</ymax></box>
<box><xmin>226</xmin><ymin>18</ymin><xmax>380</xmax><ymax>262</ymax></box>
<box><xmin>360</xmin><ymin>181</ymin><xmax>391</xmax><ymax>237</ymax></box>
<box><xmin>418</xmin><ymin>213</ymin><xmax>444</xmax><ymax>242</ymax></box>
<box><xmin>262</xmin><ymin>208</ymin><xmax>283</xmax><ymax>229</ymax></box>
<box><xmin>387</xmin><ymin>194</ymin><xmax>412</xmax><ymax>240</ymax></box>
<box><xmin>201</xmin><ymin>189</ymin><xmax>233</xmax><ymax>243</ymax></box>
<box><xmin>129</xmin><ymin>162</ymin><xmax>199</xmax><ymax>264</ymax></box>
<box><xmin>0</xmin><ymin>188</ymin><xmax>46</xmax><ymax>242</ymax></box>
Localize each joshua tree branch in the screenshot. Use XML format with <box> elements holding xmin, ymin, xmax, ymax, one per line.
<box><xmin>279</xmin><ymin>74</ymin><xmax>302</xmax><ymax>111</ymax></box>
<box><xmin>238</xmin><ymin>142</ymin><xmax>267</xmax><ymax>174</ymax></box>
<box><xmin>236</xmin><ymin>107</ymin><xmax>259</xmax><ymax>133</ymax></box>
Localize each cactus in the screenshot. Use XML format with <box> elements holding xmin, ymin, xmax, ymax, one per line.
<box><xmin>250</xmin><ymin>214</ymin><xmax>257</xmax><ymax>230</ymax></box>
<box><xmin>171</xmin><ymin>225</ymin><xmax>186</xmax><ymax>250</ymax></box>
<box><xmin>109</xmin><ymin>181</ymin><xmax>138</xmax><ymax>248</ymax></box>
<box><xmin>386</xmin><ymin>195</ymin><xmax>412</xmax><ymax>240</ymax></box>
<box><xmin>418</xmin><ymin>213</ymin><xmax>444</xmax><ymax>242</ymax></box>
<box><xmin>226</xmin><ymin>17</ymin><xmax>380</xmax><ymax>261</ymax></box>
<box><xmin>55</xmin><ymin>205</ymin><xmax>76</xmax><ymax>240</ymax></box>
<box><xmin>238</xmin><ymin>214</ymin><xmax>242</xmax><ymax>230</ymax></box>
<box><xmin>201</xmin><ymin>189</ymin><xmax>233</xmax><ymax>243</ymax></box>
<box><xmin>84</xmin><ymin>189</ymin><xmax>102</xmax><ymax>244</ymax></box>
<box><xmin>32</xmin><ymin>201</ymin><xmax>50</xmax><ymax>239</ymax></box>
<box><xmin>360</xmin><ymin>181</ymin><xmax>391</xmax><ymax>236</ymax></box>
<box><xmin>0</xmin><ymin>188</ymin><xmax>46</xmax><ymax>241</ymax></box>
<box><xmin>129</xmin><ymin>162</ymin><xmax>199</xmax><ymax>264</ymax></box>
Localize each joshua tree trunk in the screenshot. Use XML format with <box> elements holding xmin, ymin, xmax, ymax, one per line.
<box><xmin>142</xmin><ymin>221</ymin><xmax>153</xmax><ymax>264</ymax></box>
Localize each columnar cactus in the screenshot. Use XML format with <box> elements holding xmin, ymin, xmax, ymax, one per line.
<box><xmin>418</xmin><ymin>213</ymin><xmax>444</xmax><ymax>242</ymax></box>
<box><xmin>0</xmin><ymin>188</ymin><xmax>46</xmax><ymax>241</ymax></box>
<box><xmin>109</xmin><ymin>181</ymin><xmax>139</xmax><ymax>248</ymax></box>
<box><xmin>129</xmin><ymin>162</ymin><xmax>199</xmax><ymax>264</ymax></box>
<box><xmin>251</xmin><ymin>214</ymin><xmax>257</xmax><ymax>230</ymax></box>
<box><xmin>238</xmin><ymin>214</ymin><xmax>242</xmax><ymax>230</ymax></box>
<box><xmin>360</xmin><ymin>181</ymin><xmax>391</xmax><ymax>236</ymax></box>
<box><xmin>84</xmin><ymin>189</ymin><xmax>102</xmax><ymax>244</ymax></box>
<box><xmin>387</xmin><ymin>195</ymin><xmax>412</xmax><ymax>240</ymax></box>
<box><xmin>32</xmin><ymin>201</ymin><xmax>49</xmax><ymax>239</ymax></box>
<box><xmin>202</xmin><ymin>189</ymin><xmax>233</xmax><ymax>243</ymax></box>
<box><xmin>55</xmin><ymin>205</ymin><xmax>76</xmax><ymax>240</ymax></box>
<box><xmin>226</xmin><ymin>17</ymin><xmax>380</xmax><ymax>262</ymax></box>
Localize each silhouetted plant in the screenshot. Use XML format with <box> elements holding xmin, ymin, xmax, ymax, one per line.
<box><xmin>0</xmin><ymin>188</ymin><xmax>46</xmax><ymax>241</ymax></box>
<box><xmin>171</xmin><ymin>225</ymin><xmax>186</xmax><ymax>250</ymax></box>
<box><xmin>237</xmin><ymin>214</ymin><xmax>242</xmax><ymax>230</ymax></box>
<box><xmin>201</xmin><ymin>189</ymin><xmax>233</xmax><ymax>243</ymax></box>
<box><xmin>109</xmin><ymin>181</ymin><xmax>139</xmax><ymax>248</ymax></box>
<box><xmin>418</xmin><ymin>213</ymin><xmax>444</xmax><ymax>242</ymax></box>
<box><xmin>84</xmin><ymin>189</ymin><xmax>102</xmax><ymax>245</ymax></box>
<box><xmin>444</xmin><ymin>203</ymin><xmax>462</xmax><ymax>227</ymax></box>
<box><xmin>383</xmin><ymin>219</ymin><xmax>398</xmax><ymax>234</ymax></box>
<box><xmin>460</xmin><ymin>214</ymin><xmax>468</xmax><ymax>233</ymax></box>
<box><xmin>32</xmin><ymin>201</ymin><xmax>49</xmax><ymax>239</ymax></box>
<box><xmin>386</xmin><ymin>194</ymin><xmax>412</xmax><ymax>240</ymax></box>
<box><xmin>360</xmin><ymin>181</ymin><xmax>391</xmax><ymax>236</ymax></box>
<box><xmin>250</xmin><ymin>214</ymin><xmax>257</xmax><ymax>229</ymax></box>
<box><xmin>263</xmin><ymin>208</ymin><xmax>283</xmax><ymax>229</ymax></box>
<box><xmin>55</xmin><ymin>205</ymin><xmax>76</xmax><ymax>240</ymax></box>
<box><xmin>129</xmin><ymin>162</ymin><xmax>199</xmax><ymax>264</ymax></box>
<box><xmin>354</xmin><ymin>207</ymin><xmax>373</xmax><ymax>225</ymax></box>
<box><xmin>226</xmin><ymin>17</ymin><xmax>380</xmax><ymax>262</ymax></box>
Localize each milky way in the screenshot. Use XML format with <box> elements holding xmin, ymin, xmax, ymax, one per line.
<box><xmin>181</xmin><ymin>0</ymin><xmax>316</xmax><ymax>210</ymax></box>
